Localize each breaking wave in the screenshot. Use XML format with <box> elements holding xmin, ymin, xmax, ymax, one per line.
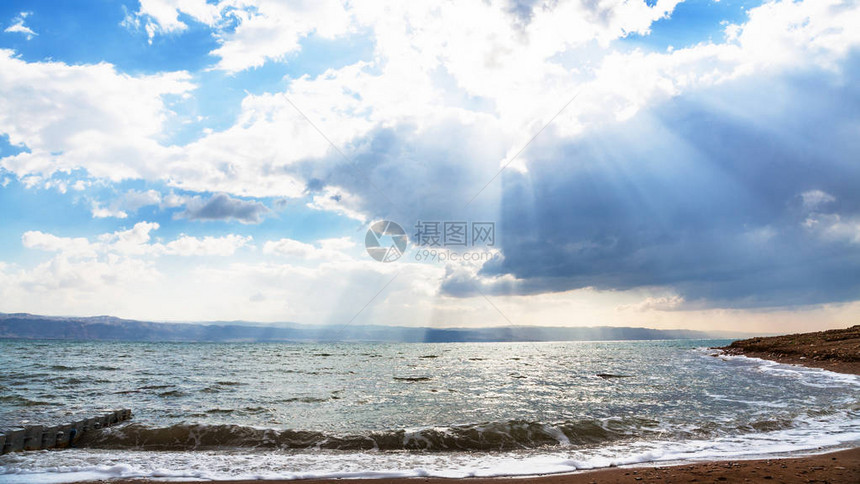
<box><xmin>77</xmin><ymin>418</ymin><xmax>667</xmax><ymax>451</ymax></box>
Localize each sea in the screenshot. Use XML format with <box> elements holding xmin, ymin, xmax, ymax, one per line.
<box><xmin>1</xmin><ymin>339</ymin><xmax>858</xmax><ymax>482</ymax></box>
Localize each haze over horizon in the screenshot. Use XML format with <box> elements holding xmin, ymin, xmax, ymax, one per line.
<box><xmin>1</xmin><ymin>0</ymin><xmax>859</xmax><ymax>334</ymax></box>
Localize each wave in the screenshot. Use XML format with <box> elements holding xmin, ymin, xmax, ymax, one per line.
<box><xmin>75</xmin><ymin>418</ymin><xmax>665</xmax><ymax>451</ymax></box>
<box><xmin>0</xmin><ymin>394</ymin><xmax>58</xmax><ymax>407</ymax></box>
<box><xmin>70</xmin><ymin>410</ymin><xmax>846</xmax><ymax>453</ymax></box>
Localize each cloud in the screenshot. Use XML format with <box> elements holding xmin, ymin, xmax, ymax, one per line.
<box><xmin>801</xmin><ymin>190</ymin><xmax>836</xmax><ymax>211</ymax></box>
<box><xmin>22</xmin><ymin>231</ymin><xmax>97</xmax><ymax>259</ymax></box>
<box><xmin>90</xmin><ymin>189</ymin><xmax>163</xmax><ymax>219</ymax></box>
<box><xmin>125</xmin><ymin>0</ymin><xmax>221</xmax><ymax>41</ymax></box>
<box><xmin>0</xmin><ymin>50</ymin><xmax>193</xmax><ymax>185</ymax></box>
<box><xmin>4</xmin><ymin>12</ymin><xmax>36</xmax><ymax>40</ymax></box>
<box><xmin>127</xmin><ymin>0</ymin><xmax>351</xmax><ymax>71</ymax></box>
<box><xmin>23</xmin><ymin>222</ymin><xmax>252</xmax><ymax>258</ymax></box>
<box><xmin>262</xmin><ymin>236</ymin><xmax>353</xmax><ymax>261</ymax></box>
<box><xmin>91</xmin><ymin>202</ymin><xmax>128</xmax><ymax>219</ymax></box>
<box><xmin>180</xmin><ymin>193</ymin><xmax>270</xmax><ymax>224</ymax></box>
<box><xmin>165</xmin><ymin>234</ymin><xmax>252</xmax><ymax>256</ymax></box>
<box><xmin>801</xmin><ymin>191</ymin><xmax>860</xmax><ymax>245</ymax></box>
<box><xmin>452</xmin><ymin>61</ymin><xmax>860</xmax><ymax>308</ymax></box>
<box><xmin>617</xmin><ymin>295</ymin><xmax>685</xmax><ymax>312</ymax></box>
<box><xmin>3</xmin><ymin>223</ymin><xmax>257</xmax><ymax>316</ymax></box>
<box><xmin>209</xmin><ymin>0</ymin><xmax>352</xmax><ymax>73</ymax></box>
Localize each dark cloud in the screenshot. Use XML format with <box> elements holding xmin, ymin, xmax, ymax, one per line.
<box><xmin>450</xmin><ymin>61</ymin><xmax>860</xmax><ymax>308</ymax></box>
<box><xmin>506</xmin><ymin>0</ymin><xmax>542</xmax><ymax>24</ymax></box>
<box><xmin>304</xmin><ymin>178</ymin><xmax>325</xmax><ymax>193</ymax></box>
<box><xmin>181</xmin><ymin>193</ymin><xmax>270</xmax><ymax>224</ymax></box>
<box><xmin>299</xmin><ymin>116</ymin><xmax>508</xmax><ymax>224</ymax></box>
<box><xmin>300</xmin><ymin>52</ymin><xmax>860</xmax><ymax>310</ymax></box>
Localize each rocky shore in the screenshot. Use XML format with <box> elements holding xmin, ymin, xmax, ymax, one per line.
<box><xmin>720</xmin><ymin>325</ymin><xmax>860</xmax><ymax>375</ymax></box>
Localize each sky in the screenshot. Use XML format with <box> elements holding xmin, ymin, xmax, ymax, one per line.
<box><xmin>0</xmin><ymin>0</ymin><xmax>858</xmax><ymax>333</ymax></box>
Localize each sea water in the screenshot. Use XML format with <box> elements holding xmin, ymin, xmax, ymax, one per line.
<box><xmin>0</xmin><ymin>339</ymin><xmax>858</xmax><ymax>482</ymax></box>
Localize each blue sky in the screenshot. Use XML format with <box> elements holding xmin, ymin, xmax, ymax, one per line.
<box><xmin>0</xmin><ymin>0</ymin><xmax>858</xmax><ymax>332</ymax></box>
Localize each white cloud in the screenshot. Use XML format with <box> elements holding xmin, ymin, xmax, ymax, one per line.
<box><xmin>90</xmin><ymin>189</ymin><xmax>162</xmax><ymax>219</ymax></box>
<box><xmin>165</xmin><ymin>234</ymin><xmax>253</xmax><ymax>256</ymax></box>
<box><xmin>122</xmin><ymin>189</ymin><xmax>163</xmax><ymax>211</ymax></box>
<box><xmin>0</xmin><ymin>50</ymin><xmax>193</xmax><ymax>185</ymax></box>
<box><xmin>128</xmin><ymin>0</ymin><xmax>221</xmax><ymax>41</ymax></box>
<box><xmin>91</xmin><ymin>202</ymin><xmax>128</xmax><ymax>219</ymax></box>
<box><xmin>805</xmin><ymin>213</ymin><xmax>860</xmax><ymax>245</ymax></box>
<box><xmin>617</xmin><ymin>295</ymin><xmax>685</xmax><ymax>312</ymax></box>
<box><xmin>262</xmin><ymin>238</ymin><xmax>317</xmax><ymax>258</ymax></box>
<box><xmin>4</xmin><ymin>12</ymin><xmax>36</xmax><ymax>40</ymax></box>
<box><xmin>801</xmin><ymin>189</ymin><xmax>836</xmax><ymax>211</ymax></box>
<box><xmin>306</xmin><ymin>186</ymin><xmax>367</xmax><ymax>221</ymax></box>
<box><xmin>23</xmin><ymin>222</ymin><xmax>253</xmax><ymax>259</ymax></box>
<box><xmin>127</xmin><ymin>0</ymin><xmax>351</xmax><ymax>71</ymax></box>
<box><xmin>5</xmin><ymin>224</ymin><xmax>859</xmax><ymax>332</ymax></box>
<box><xmin>22</xmin><ymin>231</ymin><xmax>98</xmax><ymax>259</ymax></box>
<box><xmin>210</xmin><ymin>0</ymin><xmax>352</xmax><ymax>72</ymax></box>
<box><xmin>262</xmin><ymin>236</ymin><xmax>352</xmax><ymax>261</ymax></box>
<box><xmin>800</xmin><ymin>190</ymin><xmax>860</xmax><ymax>244</ymax></box>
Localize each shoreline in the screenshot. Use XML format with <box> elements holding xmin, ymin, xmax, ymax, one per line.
<box><xmin>86</xmin><ymin>447</ymin><xmax>860</xmax><ymax>483</ymax></box>
<box><xmin>719</xmin><ymin>325</ymin><xmax>860</xmax><ymax>375</ymax></box>
<box><xmin>720</xmin><ymin>348</ymin><xmax>860</xmax><ymax>375</ymax></box>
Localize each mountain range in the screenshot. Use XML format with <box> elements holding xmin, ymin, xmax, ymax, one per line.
<box><xmin>0</xmin><ymin>313</ymin><xmax>754</xmax><ymax>343</ymax></box>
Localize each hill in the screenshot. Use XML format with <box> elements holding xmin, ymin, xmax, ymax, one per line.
<box><xmin>0</xmin><ymin>312</ymin><xmax>743</xmax><ymax>343</ymax></box>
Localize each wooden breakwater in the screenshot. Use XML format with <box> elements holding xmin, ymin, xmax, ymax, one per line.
<box><xmin>0</xmin><ymin>409</ymin><xmax>131</xmax><ymax>454</ymax></box>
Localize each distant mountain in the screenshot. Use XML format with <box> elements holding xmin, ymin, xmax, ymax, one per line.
<box><xmin>0</xmin><ymin>313</ymin><xmax>749</xmax><ymax>343</ymax></box>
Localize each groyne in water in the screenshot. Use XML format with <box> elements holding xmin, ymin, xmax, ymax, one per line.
<box><xmin>0</xmin><ymin>409</ymin><xmax>131</xmax><ymax>454</ymax></box>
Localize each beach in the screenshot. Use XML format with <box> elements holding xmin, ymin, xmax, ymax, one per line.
<box><xmin>3</xmin><ymin>332</ymin><xmax>859</xmax><ymax>483</ymax></box>
<box><xmin>95</xmin><ymin>447</ymin><xmax>860</xmax><ymax>483</ymax></box>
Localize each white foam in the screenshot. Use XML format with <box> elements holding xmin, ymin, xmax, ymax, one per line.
<box><xmin>705</xmin><ymin>349</ymin><xmax>860</xmax><ymax>388</ymax></box>
<box><xmin>3</xmin><ymin>413</ymin><xmax>859</xmax><ymax>484</ymax></box>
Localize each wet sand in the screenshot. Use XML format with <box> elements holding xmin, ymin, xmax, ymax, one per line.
<box><xmin>91</xmin><ymin>447</ymin><xmax>860</xmax><ymax>483</ymax></box>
